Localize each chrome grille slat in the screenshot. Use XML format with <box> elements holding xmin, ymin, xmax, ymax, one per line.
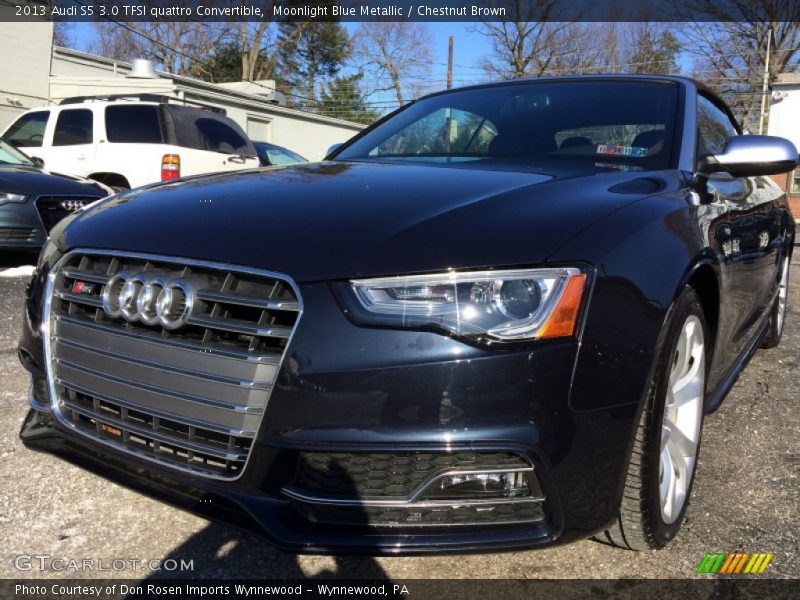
<box><xmin>62</xmin><ymin>399</ymin><xmax>249</xmax><ymax>461</ymax></box>
<box><xmin>54</xmin><ymin>289</ymin><xmax>104</xmax><ymax>308</ymax></box>
<box><xmin>59</xmin><ymin>379</ymin><xmax>256</xmax><ymax>438</ymax></box>
<box><xmin>55</xmin><ymin>337</ymin><xmax>273</xmax><ymax>391</ymax></box>
<box><xmin>197</xmin><ymin>289</ymin><xmax>300</xmax><ymax>311</ymax></box>
<box><xmin>55</xmin><ymin>314</ymin><xmax>282</xmax><ymax>364</ymax></box>
<box><xmin>55</xmin><ymin>360</ymin><xmax>264</xmax><ymax>414</ymax></box>
<box><xmin>45</xmin><ymin>250</ymin><xmax>302</xmax><ymax>480</ymax></box>
<box><xmin>60</xmin><ymin>268</ymin><xmax>109</xmax><ymax>283</ymax></box>
<box><xmin>188</xmin><ymin>314</ymin><xmax>294</xmax><ymax>338</ymax></box>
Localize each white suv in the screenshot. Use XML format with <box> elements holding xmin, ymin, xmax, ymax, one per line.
<box><xmin>2</xmin><ymin>95</ymin><xmax>260</xmax><ymax>190</ymax></box>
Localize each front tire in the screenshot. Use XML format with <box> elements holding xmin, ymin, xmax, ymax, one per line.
<box><xmin>604</xmin><ymin>287</ymin><xmax>707</xmax><ymax>550</ymax></box>
<box><xmin>760</xmin><ymin>255</ymin><xmax>790</xmax><ymax>349</ymax></box>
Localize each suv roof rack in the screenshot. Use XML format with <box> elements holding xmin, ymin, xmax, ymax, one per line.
<box><xmin>57</xmin><ymin>94</ymin><xmax>226</xmax><ymax>115</ymax></box>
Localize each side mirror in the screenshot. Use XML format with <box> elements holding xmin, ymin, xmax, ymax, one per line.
<box><xmin>325</xmin><ymin>143</ymin><xmax>343</xmax><ymax>158</ymax></box>
<box><xmin>31</xmin><ymin>157</ymin><xmax>45</xmax><ymax>168</ymax></box>
<box><xmin>698</xmin><ymin>135</ymin><xmax>798</xmax><ymax>178</ymax></box>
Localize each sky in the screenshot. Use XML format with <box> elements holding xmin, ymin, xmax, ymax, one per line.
<box><xmin>66</xmin><ymin>20</ymin><xmax>694</xmax><ymax>112</ymax></box>
<box><xmin>70</xmin><ymin>21</ymin><xmax>493</xmax><ymax>87</ymax></box>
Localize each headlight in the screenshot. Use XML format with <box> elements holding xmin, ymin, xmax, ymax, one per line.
<box><xmin>0</xmin><ymin>192</ymin><xmax>27</xmax><ymax>206</ymax></box>
<box><xmin>347</xmin><ymin>267</ymin><xmax>588</xmax><ymax>343</ymax></box>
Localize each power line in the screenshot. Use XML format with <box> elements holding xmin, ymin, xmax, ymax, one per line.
<box><xmin>72</xmin><ymin>8</ymin><xmax>800</xmax><ymax>122</ymax></box>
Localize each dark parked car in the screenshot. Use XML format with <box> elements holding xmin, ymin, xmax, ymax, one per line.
<box><xmin>0</xmin><ymin>140</ymin><xmax>110</xmax><ymax>251</ymax></box>
<box><xmin>253</xmin><ymin>141</ymin><xmax>307</xmax><ymax>166</ymax></box>
<box><xmin>18</xmin><ymin>76</ymin><xmax>795</xmax><ymax>554</ymax></box>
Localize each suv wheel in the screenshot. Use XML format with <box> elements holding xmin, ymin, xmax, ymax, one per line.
<box><xmin>603</xmin><ymin>287</ymin><xmax>707</xmax><ymax>550</ymax></box>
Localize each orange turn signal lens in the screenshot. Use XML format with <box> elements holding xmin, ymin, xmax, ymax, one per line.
<box><xmin>537</xmin><ymin>273</ymin><xmax>587</xmax><ymax>339</ymax></box>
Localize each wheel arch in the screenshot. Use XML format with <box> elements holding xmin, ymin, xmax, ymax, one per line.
<box><xmin>683</xmin><ymin>259</ymin><xmax>721</xmax><ymax>359</ymax></box>
<box><xmin>87</xmin><ymin>172</ymin><xmax>131</xmax><ymax>189</ymax></box>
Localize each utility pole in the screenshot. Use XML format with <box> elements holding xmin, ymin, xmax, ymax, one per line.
<box><xmin>447</xmin><ymin>35</ymin><xmax>454</xmax><ymax>89</ymax></box>
<box><xmin>758</xmin><ymin>25</ymin><xmax>772</xmax><ymax>135</ymax></box>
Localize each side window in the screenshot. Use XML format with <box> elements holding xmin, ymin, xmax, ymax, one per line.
<box><xmin>697</xmin><ymin>95</ymin><xmax>738</xmax><ymax>156</ymax></box>
<box><xmin>4</xmin><ymin>111</ymin><xmax>49</xmax><ymax>147</ymax></box>
<box><xmin>193</xmin><ymin>118</ymin><xmax>251</xmax><ymax>154</ymax></box>
<box><xmin>105</xmin><ymin>105</ymin><xmax>163</xmax><ymax>143</ymax></box>
<box><xmin>53</xmin><ymin>109</ymin><xmax>94</xmax><ymax>146</ymax></box>
<box><xmin>165</xmin><ymin>106</ymin><xmax>254</xmax><ymax>155</ymax></box>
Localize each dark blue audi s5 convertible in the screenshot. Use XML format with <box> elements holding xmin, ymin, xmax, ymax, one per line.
<box><xmin>18</xmin><ymin>76</ymin><xmax>796</xmax><ymax>554</ymax></box>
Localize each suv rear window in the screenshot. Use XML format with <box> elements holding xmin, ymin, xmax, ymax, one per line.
<box><xmin>163</xmin><ymin>105</ymin><xmax>255</xmax><ymax>156</ymax></box>
<box><xmin>4</xmin><ymin>111</ymin><xmax>49</xmax><ymax>147</ymax></box>
<box><xmin>105</xmin><ymin>105</ymin><xmax>163</xmax><ymax>143</ymax></box>
<box><xmin>53</xmin><ymin>109</ymin><xmax>93</xmax><ymax>146</ymax></box>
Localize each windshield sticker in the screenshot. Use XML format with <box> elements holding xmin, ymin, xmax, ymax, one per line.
<box><xmin>595</xmin><ymin>162</ymin><xmax>644</xmax><ymax>172</ymax></box>
<box><xmin>596</xmin><ymin>144</ymin><xmax>649</xmax><ymax>158</ymax></box>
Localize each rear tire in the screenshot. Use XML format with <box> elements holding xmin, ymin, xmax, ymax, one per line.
<box><xmin>760</xmin><ymin>255</ymin><xmax>790</xmax><ymax>349</ymax></box>
<box><xmin>604</xmin><ymin>286</ymin><xmax>707</xmax><ymax>550</ymax></box>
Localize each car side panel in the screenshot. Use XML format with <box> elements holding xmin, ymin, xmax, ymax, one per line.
<box><xmin>546</xmin><ymin>180</ymin><xmax>716</xmax><ymax>413</ymax></box>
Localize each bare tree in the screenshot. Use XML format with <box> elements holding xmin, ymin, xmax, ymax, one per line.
<box><xmin>90</xmin><ymin>22</ymin><xmax>224</xmax><ymax>78</ymax></box>
<box><xmin>241</xmin><ymin>21</ymin><xmax>272</xmax><ymax>82</ymax></box>
<box><xmin>53</xmin><ymin>22</ymin><xmax>74</xmax><ymax>48</ymax></box>
<box><xmin>476</xmin><ymin>0</ymin><xmax>598</xmax><ymax>78</ymax></box>
<box><xmin>683</xmin><ymin>0</ymin><xmax>800</xmax><ymax>128</ymax></box>
<box><xmin>353</xmin><ymin>22</ymin><xmax>433</xmax><ymax>104</ymax></box>
<box><xmin>626</xmin><ymin>23</ymin><xmax>681</xmax><ymax>74</ymax></box>
<box><xmin>238</xmin><ymin>2</ymin><xmax>286</xmax><ymax>82</ymax></box>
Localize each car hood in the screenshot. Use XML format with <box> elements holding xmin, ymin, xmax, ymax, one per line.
<box><xmin>0</xmin><ymin>165</ymin><xmax>107</xmax><ymax>196</ymax></box>
<box><xmin>61</xmin><ymin>160</ymin><xmax>665</xmax><ymax>282</ymax></box>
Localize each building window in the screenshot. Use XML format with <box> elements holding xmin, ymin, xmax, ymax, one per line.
<box><xmin>792</xmin><ymin>168</ymin><xmax>800</xmax><ymax>193</ymax></box>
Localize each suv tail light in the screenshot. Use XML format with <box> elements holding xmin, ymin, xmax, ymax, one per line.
<box><xmin>161</xmin><ymin>154</ymin><xmax>180</xmax><ymax>181</ymax></box>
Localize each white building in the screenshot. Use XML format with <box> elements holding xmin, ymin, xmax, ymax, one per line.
<box><xmin>0</xmin><ymin>22</ymin><xmax>363</xmax><ymax>161</ymax></box>
<box><xmin>0</xmin><ymin>21</ymin><xmax>54</xmax><ymax>131</ymax></box>
<box><xmin>768</xmin><ymin>73</ymin><xmax>800</xmax><ymax>219</ymax></box>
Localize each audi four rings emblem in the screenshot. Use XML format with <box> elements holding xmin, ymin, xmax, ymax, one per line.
<box><xmin>101</xmin><ymin>271</ymin><xmax>198</xmax><ymax>330</ymax></box>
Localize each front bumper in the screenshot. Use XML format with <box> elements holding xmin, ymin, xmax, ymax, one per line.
<box><xmin>19</xmin><ymin>270</ymin><xmax>640</xmax><ymax>554</ymax></box>
<box><xmin>0</xmin><ymin>202</ymin><xmax>46</xmax><ymax>250</ymax></box>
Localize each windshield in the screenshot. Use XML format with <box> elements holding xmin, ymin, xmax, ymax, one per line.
<box><xmin>255</xmin><ymin>143</ymin><xmax>307</xmax><ymax>165</ymax></box>
<box><xmin>0</xmin><ymin>140</ymin><xmax>35</xmax><ymax>166</ymax></box>
<box><xmin>335</xmin><ymin>80</ymin><xmax>679</xmax><ymax>172</ymax></box>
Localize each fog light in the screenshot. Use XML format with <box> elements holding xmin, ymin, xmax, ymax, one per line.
<box><xmin>430</xmin><ymin>471</ymin><xmax>531</xmax><ymax>500</ymax></box>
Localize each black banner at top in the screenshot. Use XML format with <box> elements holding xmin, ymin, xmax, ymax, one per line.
<box><xmin>3</xmin><ymin>0</ymin><xmax>800</xmax><ymax>22</ymax></box>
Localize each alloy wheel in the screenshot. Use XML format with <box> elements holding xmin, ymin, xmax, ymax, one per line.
<box><xmin>776</xmin><ymin>256</ymin><xmax>790</xmax><ymax>335</ymax></box>
<box><xmin>660</xmin><ymin>315</ymin><xmax>705</xmax><ymax>524</ymax></box>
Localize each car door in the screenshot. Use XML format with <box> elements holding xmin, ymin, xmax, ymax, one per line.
<box><xmin>3</xmin><ymin>110</ymin><xmax>51</xmax><ymax>164</ymax></box>
<box><xmin>696</xmin><ymin>95</ymin><xmax>781</xmax><ymax>363</ymax></box>
<box><xmin>99</xmin><ymin>103</ymin><xmax>166</xmax><ymax>187</ymax></box>
<box><xmin>46</xmin><ymin>107</ymin><xmax>97</xmax><ymax>178</ymax></box>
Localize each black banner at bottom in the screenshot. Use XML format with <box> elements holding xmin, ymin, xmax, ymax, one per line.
<box><xmin>2</xmin><ymin>579</ymin><xmax>799</xmax><ymax>600</ymax></box>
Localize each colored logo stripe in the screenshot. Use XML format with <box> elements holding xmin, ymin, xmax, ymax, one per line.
<box><xmin>697</xmin><ymin>552</ymin><xmax>726</xmax><ymax>574</ymax></box>
<box><xmin>698</xmin><ymin>552</ymin><xmax>773</xmax><ymax>575</ymax></box>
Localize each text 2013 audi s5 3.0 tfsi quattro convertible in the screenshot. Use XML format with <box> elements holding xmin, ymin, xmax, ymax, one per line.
<box><xmin>18</xmin><ymin>76</ymin><xmax>796</xmax><ymax>554</ymax></box>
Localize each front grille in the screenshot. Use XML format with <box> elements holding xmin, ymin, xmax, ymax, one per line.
<box><xmin>36</xmin><ymin>196</ymin><xmax>101</xmax><ymax>233</ymax></box>
<box><xmin>292</xmin><ymin>451</ymin><xmax>530</xmax><ymax>499</ymax></box>
<box><xmin>45</xmin><ymin>250</ymin><xmax>301</xmax><ymax>479</ymax></box>
<box><xmin>0</xmin><ymin>226</ymin><xmax>37</xmax><ymax>243</ymax></box>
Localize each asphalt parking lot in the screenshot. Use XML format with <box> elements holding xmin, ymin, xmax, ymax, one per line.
<box><xmin>0</xmin><ymin>249</ymin><xmax>798</xmax><ymax>581</ymax></box>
